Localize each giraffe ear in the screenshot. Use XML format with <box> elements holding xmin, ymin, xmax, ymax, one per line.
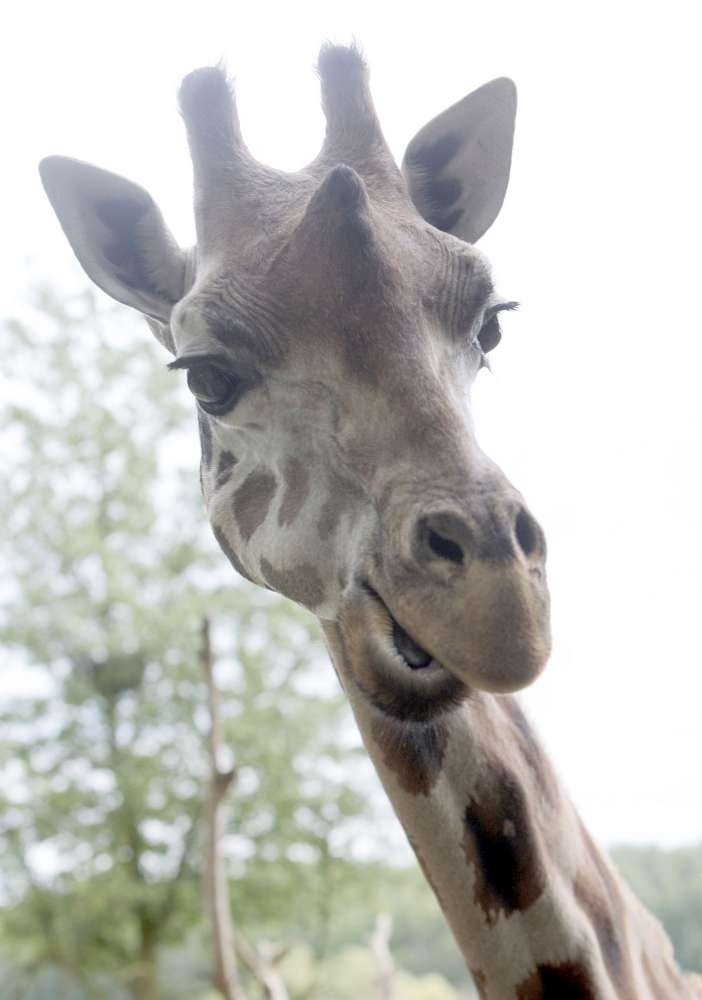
<box><xmin>402</xmin><ymin>78</ymin><xmax>517</xmax><ymax>244</ymax></box>
<box><xmin>39</xmin><ymin>157</ymin><xmax>187</xmax><ymax>348</ymax></box>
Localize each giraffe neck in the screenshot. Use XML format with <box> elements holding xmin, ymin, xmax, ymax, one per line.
<box><xmin>322</xmin><ymin>622</ymin><xmax>696</xmax><ymax>1000</ymax></box>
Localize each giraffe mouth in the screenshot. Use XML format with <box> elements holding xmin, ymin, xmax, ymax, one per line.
<box><xmin>363</xmin><ymin>583</ymin><xmax>435</xmax><ymax>671</ymax></box>
<box><xmin>391</xmin><ymin>617</ymin><xmax>434</xmax><ymax>669</ymax></box>
<box><xmin>359</xmin><ymin>559</ymin><xmax>551</xmax><ymax>695</ymax></box>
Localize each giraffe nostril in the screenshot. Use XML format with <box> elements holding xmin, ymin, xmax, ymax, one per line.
<box><xmin>427</xmin><ymin>529</ymin><xmax>464</xmax><ymax>566</ymax></box>
<box><xmin>414</xmin><ymin>512</ymin><xmax>471</xmax><ymax>567</ymax></box>
<box><xmin>514</xmin><ymin>507</ymin><xmax>540</xmax><ymax>558</ymax></box>
<box><xmin>416</xmin><ymin>507</ymin><xmax>544</xmax><ymax>567</ymax></box>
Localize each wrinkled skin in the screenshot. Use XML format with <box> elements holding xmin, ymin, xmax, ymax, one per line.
<box><xmin>173</xmin><ymin>170</ymin><xmax>549</xmax><ymax>701</ymax></box>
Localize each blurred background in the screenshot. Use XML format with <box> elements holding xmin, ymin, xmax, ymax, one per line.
<box><xmin>1</xmin><ymin>1</ymin><xmax>700</xmax><ymax>997</ymax></box>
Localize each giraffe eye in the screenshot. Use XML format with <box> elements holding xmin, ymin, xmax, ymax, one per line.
<box><xmin>476</xmin><ymin>300</ymin><xmax>518</xmax><ymax>355</ymax></box>
<box><xmin>186</xmin><ymin>364</ymin><xmax>241</xmax><ymax>415</ymax></box>
<box><xmin>477</xmin><ymin>314</ymin><xmax>502</xmax><ymax>354</ymax></box>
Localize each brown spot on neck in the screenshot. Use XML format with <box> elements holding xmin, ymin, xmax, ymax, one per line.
<box><xmin>517</xmin><ymin>963</ymin><xmax>597</xmax><ymax>999</ymax></box>
<box><xmin>462</xmin><ymin>763</ymin><xmax>546</xmax><ymax>922</ymax></box>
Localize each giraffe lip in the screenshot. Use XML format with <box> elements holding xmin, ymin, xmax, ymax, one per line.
<box><xmin>391</xmin><ymin>618</ymin><xmax>434</xmax><ymax>670</ymax></box>
<box><xmin>362</xmin><ymin>583</ymin><xmax>435</xmax><ymax>670</ymax></box>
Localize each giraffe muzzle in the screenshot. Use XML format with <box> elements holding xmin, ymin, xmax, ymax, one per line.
<box><xmin>357</xmin><ymin>497</ymin><xmax>551</xmax><ymax>695</ymax></box>
<box><xmin>382</xmin><ymin>559</ymin><xmax>550</xmax><ymax>695</ymax></box>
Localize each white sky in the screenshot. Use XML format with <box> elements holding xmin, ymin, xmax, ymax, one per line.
<box><xmin>2</xmin><ymin>0</ymin><xmax>701</xmax><ymax>847</ymax></box>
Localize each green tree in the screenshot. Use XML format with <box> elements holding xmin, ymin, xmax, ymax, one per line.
<box><xmin>611</xmin><ymin>843</ymin><xmax>702</xmax><ymax>972</ymax></box>
<box><xmin>0</xmin><ymin>287</ymin><xmax>368</xmax><ymax>998</ymax></box>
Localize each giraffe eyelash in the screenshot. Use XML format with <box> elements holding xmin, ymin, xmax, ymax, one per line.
<box><xmin>476</xmin><ymin>301</ymin><xmax>518</xmax><ymax>358</ymax></box>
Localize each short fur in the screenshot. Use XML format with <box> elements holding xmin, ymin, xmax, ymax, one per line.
<box><xmin>39</xmin><ymin>45</ymin><xmax>701</xmax><ymax>999</ymax></box>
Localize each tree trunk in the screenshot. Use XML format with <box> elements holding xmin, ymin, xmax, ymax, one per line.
<box><xmin>369</xmin><ymin>913</ymin><xmax>395</xmax><ymax>1000</ymax></box>
<box><xmin>133</xmin><ymin>913</ymin><xmax>160</xmax><ymax>1000</ymax></box>
<box><xmin>200</xmin><ymin>616</ymin><xmax>246</xmax><ymax>1000</ymax></box>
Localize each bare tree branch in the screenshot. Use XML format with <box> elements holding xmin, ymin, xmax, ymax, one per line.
<box><xmin>200</xmin><ymin>615</ymin><xmax>246</xmax><ymax>1000</ymax></box>
<box><xmin>369</xmin><ymin>913</ymin><xmax>395</xmax><ymax>1000</ymax></box>
<box><xmin>235</xmin><ymin>934</ymin><xmax>290</xmax><ymax>1000</ymax></box>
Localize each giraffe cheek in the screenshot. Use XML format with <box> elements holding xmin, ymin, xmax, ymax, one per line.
<box><xmin>212</xmin><ymin>524</ymin><xmax>257</xmax><ymax>586</ymax></box>
<box><xmin>256</xmin><ymin>526</ymin><xmax>344</xmax><ymax>618</ymax></box>
<box><xmin>233</xmin><ymin>470</ymin><xmax>277</xmax><ymax>541</ymax></box>
<box><xmin>259</xmin><ymin>557</ymin><xmax>326</xmax><ymax>611</ymax></box>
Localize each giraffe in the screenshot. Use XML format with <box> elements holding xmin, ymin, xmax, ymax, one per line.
<box><xmin>39</xmin><ymin>45</ymin><xmax>701</xmax><ymax>1000</ymax></box>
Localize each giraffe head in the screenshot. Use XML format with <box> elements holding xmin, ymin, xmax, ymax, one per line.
<box><xmin>40</xmin><ymin>45</ymin><xmax>550</xmax><ymax>699</ymax></box>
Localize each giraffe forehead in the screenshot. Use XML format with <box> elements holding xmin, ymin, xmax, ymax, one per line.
<box><xmin>175</xmin><ymin>192</ymin><xmax>495</xmax><ymax>372</ymax></box>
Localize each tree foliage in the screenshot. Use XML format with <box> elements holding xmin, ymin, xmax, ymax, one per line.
<box><xmin>0</xmin><ymin>288</ymin><xmax>369</xmax><ymax>997</ymax></box>
<box><xmin>612</xmin><ymin>843</ymin><xmax>702</xmax><ymax>972</ymax></box>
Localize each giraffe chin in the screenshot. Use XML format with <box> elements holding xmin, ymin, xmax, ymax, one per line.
<box><xmin>332</xmin><ymin>585</ymin><xmax>468</xmax><ymax>723</ymax></box>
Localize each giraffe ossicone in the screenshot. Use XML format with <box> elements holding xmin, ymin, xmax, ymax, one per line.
<box><xmin>40</xmin><ymin>44</ymin><xmax>701</xmax><ymax>1000</ymax></box>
